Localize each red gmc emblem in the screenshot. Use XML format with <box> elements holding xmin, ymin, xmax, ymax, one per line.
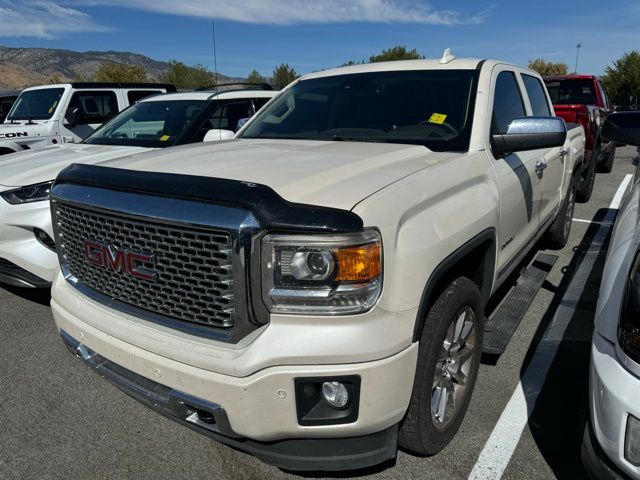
<box><xmin>82</xmin><ymin>239</ymin><xmax>157</xmax><ymax>281</ymax></box>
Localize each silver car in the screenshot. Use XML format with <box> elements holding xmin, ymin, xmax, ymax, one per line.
<box><xmin>583</xmin><ymin>111</ymin><xmax>640</xmax><ymax>479</ymax></box>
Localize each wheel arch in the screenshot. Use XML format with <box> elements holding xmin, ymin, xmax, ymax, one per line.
<box><xmin>412</xmin><ymin>228</ymin><xmax>496</xmax><ymax>342</ymax></box>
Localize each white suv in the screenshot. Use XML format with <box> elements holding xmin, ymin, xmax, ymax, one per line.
<box><xmin>583</xmin><ymin>111</ymin><xmax>640</xmax><ymax>480</ymax></box>
<box><xmin>0</xmin><ymin>88</ymin><xmax>276</xmax><ymax>288</ymax></box>
<box><xmin>0</xmin><ymin>82</ymin><xmax>176</xmax><ymax>155</ymax></box>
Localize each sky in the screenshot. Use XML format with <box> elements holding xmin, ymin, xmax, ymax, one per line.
<box><xmin>0</xmin><ymin>0</ymin><xmax>637</xmax><ymax>78</ymax></box>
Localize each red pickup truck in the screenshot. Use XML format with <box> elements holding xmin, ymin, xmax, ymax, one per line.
<box><xmin>544</xmin><ymin>75</ymin><xmax>616</xmax><ymax>202</ymax></box>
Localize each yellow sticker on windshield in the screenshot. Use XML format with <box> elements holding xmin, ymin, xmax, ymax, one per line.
<box><xmin>159</xmin><ymin>135</ymin><xmax>170</xmax><ymax>141</ymax></box>
<box><xmin>428</xmin><ymin>113</ymin><xmax>447</xmax><ymax>125</ymax></box>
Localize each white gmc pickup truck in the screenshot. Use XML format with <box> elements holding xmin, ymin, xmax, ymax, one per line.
<box><xmin>49</xmin><ymin>55</ymin><xmax>585</xmax><ymax>471</ymax></box>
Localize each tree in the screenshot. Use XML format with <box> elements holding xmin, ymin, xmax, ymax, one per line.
<box><xmin>272</xmin><ymin>63</ymin><xmax>299</xmax><ymax>90</ymax></box>
<box><xmin>603</xmin><ymin>50</ymin><xmax>640</xmax><ymax>108</ymax></box>
<box><xmin>369</xmin><ymin>46</ymin><xmax>424</xmax><ymax>63</ymax></box>
<box><xmin>94</xmin><ymin>62</ymin><xmax>147</xmax><ymax>82</ymax></box>
<box><xmin>527</xmin><ymin>59</ymin><xmax>568</xmax><ymax>76</ymax></box>
<box><xmin>47</xmin><ymin>74</ymin><xmax>63</xmax><ymax>84</ymax></box>
<box><xmin>246</xmin><ymin>69</ymin><xmax>266</xmax><ymax>85</ymax></box>
<box><xmin>340</xmin><ymin>60</ymin><xmax>364</xmax><ymax>67</ymax></box>
<box><xmin>159</xmin><ymin>60</ymin><xmax>215</xmax><ymax>89</ymax></box>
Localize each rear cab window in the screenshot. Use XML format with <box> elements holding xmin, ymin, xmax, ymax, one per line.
<box><xmin>521</xmin><ymin>74</ymin><xmax>552</xmax><ymax>116</ymax></box>
<box><xmin>544</xmin><ymin>78</ymin><xmax>597</xmax><ymax>105</ymax></box>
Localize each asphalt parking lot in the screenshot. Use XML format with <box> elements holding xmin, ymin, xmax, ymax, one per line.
<box><xmin>0</xmin><ymin>146</ymin><xmax>637</xmax><ymax>480</ymax></box>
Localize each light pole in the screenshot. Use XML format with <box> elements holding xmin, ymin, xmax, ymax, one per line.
<box><xmin>574</xmin><ymin>43</ymin><xmax>582</xmax><ymax>74</ymax></box>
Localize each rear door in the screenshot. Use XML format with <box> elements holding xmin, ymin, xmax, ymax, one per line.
<box><xmin>520</xmin><ymin>71</ymin><xmax>565</xmax><ymax>226</ymax></box>
<box><xmin>490</xmin><ymin>67</ymin><xmax>544</xmax><ymax>276</ymax></box>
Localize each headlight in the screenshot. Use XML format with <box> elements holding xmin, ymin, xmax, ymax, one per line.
<box><xmin>261</xmin><ymin>229</ymin><xmax>382</xmax><ymax>315</ymax></box>
<box><xmin>620</xmin><ymin>251</ymin><xmax>640</xmax><ymax>364</ymax></box>
<box><xmin>1</xmin><ymin>181</ymin><xmax>53</xmax><ymax>204</ymax></box>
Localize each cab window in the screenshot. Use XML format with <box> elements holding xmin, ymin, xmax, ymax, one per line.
<box><xmin>68</xmin><ymin>91</ymin><xmax>118</xmax><ymax>125</ymax></box>
<box><xmin>491</xmin><ymin>71</ymin><xmax>526</xmax><ymax>135</ymax></box>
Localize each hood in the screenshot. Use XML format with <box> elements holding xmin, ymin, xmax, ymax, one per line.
<box><xmin>0</xmin><ymin>144</ymin><xmax>150</xmax><ymax>188</ymax></box>
<box><xmin>0</xmin><ymin>123</ymin><xmax>42</xmax><ymax>140</ymax></box>
<box><xmin>97</xmin><ymin>139</ymin><xmax>457</xmax><ymax>211</ymax></box>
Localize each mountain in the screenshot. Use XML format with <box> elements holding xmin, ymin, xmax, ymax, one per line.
<box><xmin>0</xmin><ymin>46</ymin><xmax>236</xmax><ymax>89</ymax></box>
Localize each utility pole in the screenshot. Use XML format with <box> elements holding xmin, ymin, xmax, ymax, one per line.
<box><xmin>211</xmin><ymin>21</ymin><xmax>218</xmax><ymax>86</ymax></box>
<box><xmin>574</xmin><ymin>43</ymin><xmax>582</xmax><ymax>74</ymax></box>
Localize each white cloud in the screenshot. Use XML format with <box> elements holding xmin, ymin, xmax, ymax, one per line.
<box><xmin>74</xmin><ymin>0</ymin><xmax>491</xmax><ymax>26</ymax></box>
<box><xmin>0</xmin><ymin>0</ymin><xmax>108</xmax><ymax>38</ymax></box>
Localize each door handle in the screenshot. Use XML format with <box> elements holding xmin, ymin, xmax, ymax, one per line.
<box><xmin>559</xmin><ymin>147</ymin><xmax>569</xmax><ymax>159</ymax></box>
<box><xmin>535</xmin><ymin>160</ymin><xmax>547</xmax><ymax>175</ymax></box>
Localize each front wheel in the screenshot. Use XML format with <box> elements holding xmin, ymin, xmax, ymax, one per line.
<box><xmin>598</xmin><ymin>145</ymin><xmax>616</xmax><ymax>173</ymax></box>
<box><xmin>399</xmin><ymin>277</ymin><xmax>483</xmax><ymax>455</ymax></box>
<box><xmin>576</xmin><ymin>157</ymin><xmax>596</xmax><ymax>203</ymax></box>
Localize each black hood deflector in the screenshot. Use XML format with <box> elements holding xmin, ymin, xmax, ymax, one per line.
<box><xmin>54</xmin><ymin>164</ymin><xmax>364</xmax><ymax>233</ymax></box>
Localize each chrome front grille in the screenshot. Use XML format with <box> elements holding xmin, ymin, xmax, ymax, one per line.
<box><xmin>54</xmin><ymin>201</ymin><xmax>236</xmax><ymax>328</ymax></box>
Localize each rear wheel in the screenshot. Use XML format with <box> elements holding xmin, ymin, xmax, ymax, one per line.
<box><xmin>544</xmin><ymin>178</ymin><xmax>576</xmax><ymax>249</ymax></box>
<box><xmin>399</xmin><ymin>277</ymin><xmax>483</xmax><ymax>455</ymax></box>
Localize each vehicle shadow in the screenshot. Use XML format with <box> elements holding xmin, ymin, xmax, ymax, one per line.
<box><xmin>520</xmin><ymin>208</ymin><xmax>613</xmax><ymax>479</ymax></box>
<box><xmin>0</xmin><ymin>283</ymin><xmax>51</xmax><ymax>306</ymax></box>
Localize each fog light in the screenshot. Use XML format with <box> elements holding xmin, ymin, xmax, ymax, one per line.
<box><xmin>626</xmin><ymin>415</ymin><xmax>640</xmax><ymax>466</ymax></box>
<box><xmin>34</xmin><ymin>228</ymin><xmax>55</xmax><ymax>250</ymax></box>
<box><xmin>322</xmin><ymin>381</ymin><xmax>349</xmax><ymax>409</ymax></box>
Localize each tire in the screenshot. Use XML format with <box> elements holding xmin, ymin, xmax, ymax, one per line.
<box><xmin>543</xmin><ymin>178</ymin><xmax>576</xmax><ymax>249</ymax></box>
<box><xmin>399</xmin><ymin>277</ymin><xmax>484</xmax><ymax>455</ymax></box>
<box><xmin>598</xmin><ymin>145</ymin><xmax>616</xmax><ymax>173</ymax></box>
<box><xmin>576</xmin><ymin>156</ymin><xmax>596</xmax><ymax>203</ymax></box>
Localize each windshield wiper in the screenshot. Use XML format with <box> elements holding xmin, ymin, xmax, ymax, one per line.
<box><xmin>331</xmin><ymin>135</ymin><xmax>386</xmax><ymax>143</ymax></box>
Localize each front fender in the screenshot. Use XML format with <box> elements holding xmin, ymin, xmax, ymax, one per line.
<box><xmin>352</xmin><ymin>152</ymin><xmax>499</xmax><ymax>320</ymax></box>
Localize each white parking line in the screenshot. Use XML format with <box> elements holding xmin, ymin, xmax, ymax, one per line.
<box><xmin>572</xmin><ymin>218</ymin><xmax>613</xmax><ymax>226</ymax></box>
<box><xmin>468</xmin><ymin>173</ymin><xmax>633</xmax><ymax>480</ymax></box>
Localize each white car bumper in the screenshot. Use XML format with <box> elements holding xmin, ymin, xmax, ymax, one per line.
<box><xmin>0</xmin><ymin>198</ymin><xmax>57</xmax><ymax>287</ymax></box>
<box><xmin>587</xmin><ymin>331</ymin><xmax>640</xmax><ymax>479</ymax></box>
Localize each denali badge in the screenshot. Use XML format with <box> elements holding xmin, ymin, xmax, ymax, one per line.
<box><xmin>82</xmin><ymin>239</ymin><xmax>157</xmax><ymax>281</ymax></box>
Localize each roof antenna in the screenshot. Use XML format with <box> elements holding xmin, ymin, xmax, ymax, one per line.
<box><xmin>211</xmin><ymin>20</ymin><xmax>222</xmax><ymax>141</ymax></box>
<box><xmin>440</xmin><ymin>48</ymin><xmax>455</xmax><ymax>64</ymax></box>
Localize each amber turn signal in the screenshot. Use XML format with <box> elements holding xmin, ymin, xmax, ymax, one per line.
<box><xmin>335</xmin><ymin>242</ymin><xmax>381</xmax><ymax>282</ymax></box>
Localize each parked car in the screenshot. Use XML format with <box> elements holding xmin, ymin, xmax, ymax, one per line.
<box><xmin>0</xmin><ymin>82</ymin><xmax>176</xmax><ymax>155</ymax></box>
<box><xmin>48</xmin><ymin>54</ymin><xmax>585</xmax><ymax>471</ymax></box>
<box><xmin>582</xmin><ymin>111</ymin><xmax>640</xmax><ymax>480</ymax></box>
<box><xmin>0</xmin><ymin>90</ymin><xmax>19</xmax><ymax>123</ymax></box>
<box><xmin>544</xmin><ymin>75</ymin><xmax>617</xmax><ymax>203</ymax></box>
<box><xmin>0</xmin><ymin>87</ymin><xmax>276</xmax><ymax>288</ymax></box>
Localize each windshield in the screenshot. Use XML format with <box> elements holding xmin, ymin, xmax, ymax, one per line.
<box><xmin>7</xmin><ymin>88</ymin><xmax>64</xmax><ymax>121</ymax></box>
<box><xmin>544</xmin><ymin>79</ymin><xmax>597</xmax><ymax>105</ymax></box>
<box><xmin>239</xmin><ymin>70</ymin><xmax>478</xmax><ymax>151</ymax></box>
<box><xmin>84</xmin><ymin>99</ymin><xmax>208</xmax><ymax>148</ymax></box>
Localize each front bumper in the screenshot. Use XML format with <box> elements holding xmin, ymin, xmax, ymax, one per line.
<box><xmin>0</xmin><ymin>197</ymin><xmax>57</xmax><ymax>287</ymax></box>
<box><xmin>60</xmin><ymin>330</ymin><xmax>399</xmax><ymax>472</ymax></box>
<box><xmin>50</xmin><ymin>273</ymin><xmax>419</xmax><ymax>469</ymax></box>
<box><xmin>586</xmin><ymin>332</ymin><xmax>640</xmax><ymax>479</ymax></box>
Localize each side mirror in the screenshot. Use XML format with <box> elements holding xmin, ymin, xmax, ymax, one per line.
<box><xmin>203</xmin><ymin>129</ymin><xmax>235</xmax><ymax>142</ymax></box>
<box><xmin>64</xmin><ymin>107</ymin><xmax>80</xmax><ymax>127</ymax></box>
<box><xmin>236</xmin><ymin>117</ymin><xmax>251</xmax><ymax>131</ymax></box>
<box><xmin>492</xmin><ymin>117</ymin><xmax>566</xmax><ymax>157</ymax></box>
<box><xmin>602</xmin><ymin>112</ymin><xmax>640</xmax><ymax>147</ymax></box>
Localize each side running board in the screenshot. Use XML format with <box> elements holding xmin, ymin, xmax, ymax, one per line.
<box><xmin>482</xmin><ymin>253</ymin><xmax>558</xmax><ymax>356</ymax></box>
